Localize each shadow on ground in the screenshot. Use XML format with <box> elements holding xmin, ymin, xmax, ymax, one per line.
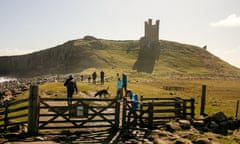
<box><xmin>1</xmin><ymin>129</ymin><xmax>119</xmax><ymax>144</ymax></box>
<box><xmin>133</xmin><ymin>38</ymin><xmax>160</xmax><ymax>73</ymax></box>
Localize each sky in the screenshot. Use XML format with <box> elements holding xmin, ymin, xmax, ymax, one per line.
<box><xmin>0</xmin><ymin>0</ymin><xmax>240</xmax><ymax>68</ymax></box>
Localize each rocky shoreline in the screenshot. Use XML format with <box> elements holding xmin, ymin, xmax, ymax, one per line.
<box><xmin>0</xmin><ymin>74</ymin><xmax>73</xmax><ymax>106</ymax></box>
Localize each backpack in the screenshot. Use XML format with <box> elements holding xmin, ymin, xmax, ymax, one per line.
<box><xmin>131</xmin><ymin>94</ymin><xmax>138</xmax><ymax>109</ymax></box>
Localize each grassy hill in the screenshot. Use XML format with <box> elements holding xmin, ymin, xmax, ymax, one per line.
<box><xmin>156</xmin><ymin>40</ymin><xmax>240</xmax><ymax>78</ymax></box>
<box><xmin>0</xmin><ymin>35</ymin><xmax>239</xmax><ymax>78</ymax></box>
<box><xmin>1</xmin><ymin>36</ymin><xmax>240</xmax><ymax>118</ymax></box>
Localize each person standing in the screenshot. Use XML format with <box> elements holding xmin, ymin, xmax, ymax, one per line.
<box><xmin>88</xmin><ymin>75</ymin><xmax>91</xmax><ymax>83</ymax></box>
<box><xmin>126</xmin><ymin>90</ymin><xmax>138</xmax><ymax>127</ymax></box>
<box><xmin>80</xmin><ymin>75</ymin><xmax>84</xmax><ymax>81</ymax></box>
<box><xmin>122</xmin><ymin>73</ymin><xmax>128</xmax><ymax>96</ymax></box>
<box><xmin>100</xmin><ymin>70</ymin><xmax>104</xmax><ymax>85</ymax></box>
<box><xmin>116</xmin><ymin>76</ymin><xmax>122</xmax><ymax>102</ymax></box>
<box><xmin>64</xmin><ymin>75</ymin><xmax>78</xmax><ymax>106</ymax></box>
<box><xmin>92</xmin><ymin>71</ymin><xmax>97</xmax><ymax>84</ymax></box>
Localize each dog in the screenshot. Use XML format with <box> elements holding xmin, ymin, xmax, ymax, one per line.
<box><xmin>94</xmin><ymin>87</ymin><xmax>110</xmax><ymax>98</ymax></box>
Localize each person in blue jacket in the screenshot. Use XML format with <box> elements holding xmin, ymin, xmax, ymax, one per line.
<box><xmin>126</xmin><ymin>90</ymin><xmax>138</xmax><ymax>126</ymax></box>
<box><xmin>116</xmin><ymin>76</ymin><xmax>122</xmax><ymax>102</ymax></box>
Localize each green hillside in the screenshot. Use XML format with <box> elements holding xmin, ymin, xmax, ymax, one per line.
<box><xmin>0</xmin><ymin>36</ymin><xmax>239</xmax><ymax>78</ymax></box>
<box><xmin>155</xmin><ymin>40</ymin><xmax>240</xmax><ymax>78</ymax></box>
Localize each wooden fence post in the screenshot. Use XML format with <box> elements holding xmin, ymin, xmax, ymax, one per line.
<box><xmin>182</xmin><ymin>101</ymin><xmax>187</xmax><ymax>119</ymax></box>
<box><xmin>236</xmin><ymin>100</ymin><xmax>239</xmax><ymax>118</ymax></box>
<box><xmin>115</xmin><ymin>99</ymin><xmax>120</xmax><ymax>129</ymax></box>
<box><xmin>190</xmin><ymin>98</ymin><xmax>195</xmax><ymax>118</ymax></box>
<box><xmin>4</xmin><ymin>101</ymin><xmax>9</xmax><ymax>131</ymax></box>
<box><xmin>200</xmin><ymin>85</ymin><xmax>206</xmax><ymax>115</ymax></box>
<box><xmin>148</xmin><ymin>101</ymin><xmax>153</xmax><ymax>129</ymax></box>
<box><xmin>28</xmin><ymin>85</ymin><xmax>40</xmax><ymax>136</ymax></box>
<box><xmin>121</xmin><ymin>98</ymin><xmax>127</xmax><ymax>129</ymax></box>
<box><xmin>175</xmin><ymin>98</ymin><xmax>181</xmax><ymax>118</ymax></box>
<box><xmin>140</xmin><ymin>96</ymin><xmax>143</xmax><ymax>111</ymax></box>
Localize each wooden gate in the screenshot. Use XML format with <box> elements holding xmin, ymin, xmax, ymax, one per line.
<box><xmin>0</xmin><ymin>98</ymin><xmax>29</xmax><ymax>131</ymax></box>
<box><xmin>122</xmin><ymin>96</ymin><xmax>195</xmax><ymax>130</ymax></box>
<box><xmin>38</xmin><ymin>97</ymin><xmax>120</xmax><ymax>131</ymax></box>
<box><xmin>0</xmin><ymin>85</ymin><xmax>195</xmax><ymax>140</ymax></box>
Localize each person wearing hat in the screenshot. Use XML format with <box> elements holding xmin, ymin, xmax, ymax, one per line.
<box><xmin>64</xmin><ymin>75</ymin><xmax>78</xmax><ymax>106</ymax></box>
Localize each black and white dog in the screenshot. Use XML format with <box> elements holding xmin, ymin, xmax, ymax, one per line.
<box><xmin>94</xmin><ymin>87</ymin><xmax>110</xmax><ymax>98</ymax></box>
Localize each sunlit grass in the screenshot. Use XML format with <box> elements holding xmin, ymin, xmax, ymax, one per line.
<box><xmin>29</xmin><ymin>72</ymin><xmax>240</xmax><ymax>118</ymax></box>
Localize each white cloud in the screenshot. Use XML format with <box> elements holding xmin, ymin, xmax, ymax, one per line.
<box><xmin>210</xmin><ymin>14</ymin><xmax>240</xmax><ymax>27</ymax></box>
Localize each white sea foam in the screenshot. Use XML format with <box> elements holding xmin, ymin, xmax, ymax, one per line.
<box><xmin>0</xmin><ymin>77</ymin><xmax>16</xmax><ymax>83</ymax></box>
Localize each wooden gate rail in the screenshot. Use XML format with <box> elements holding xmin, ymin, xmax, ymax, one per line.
<box><xmin>0</xmin><ymin>98</ymin><xmax>29</xmax><ymax>131</ymax></box>
<box><xmin>140</xmin><ymin>97</ymin><xmax>195</xmax><ymax>119</ymax></box>
<box><xmin>122</xmin><ymin>96</ymin><xmax>195</xmax><ymax>130</ymax></box>
<box><xmin>38</xmin><ymin>97</ymin><xmax>120</xmax><ymax>130</ymax></box>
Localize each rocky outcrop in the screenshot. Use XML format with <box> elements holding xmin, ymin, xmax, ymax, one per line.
<box><xmin>194</xmin><ymin>111</ymin><xmax>240</xmax><ymax>135</ymax></box>
<box><xmin>120</xmin><ymin>112</ymin><xmax>240</xmax><ymax>144</ymax></box>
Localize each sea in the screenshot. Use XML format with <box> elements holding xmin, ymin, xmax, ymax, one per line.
<box><xmin>0</xmin><ymin>77</ymin><xmax>16</xmax><ymax>83</ymax></box>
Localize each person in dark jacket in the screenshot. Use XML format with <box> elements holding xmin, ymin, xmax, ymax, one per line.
<box><xmin>64</xmin><ymin>75</ymin><xmax>78</xmax><ymax>105</ymax></box>
<box><xmin>92</xmin><ymin>71</ymin><xmax>97</xmax><ymax>84</ymax></box>
<box><xmin>100</xmin><ymin>70</ymin><xmax>104</xmax><ymax>85</ymax></box>
<box><xmin>122</xmin><ymin>73</ymin><xmax>128</xmax><ymax>96</ymax></box>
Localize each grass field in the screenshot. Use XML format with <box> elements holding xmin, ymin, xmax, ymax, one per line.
<box><xmin>31</xmin><ymin>69</ymin><xmax>240</xmax><ymax>118</ymax></box>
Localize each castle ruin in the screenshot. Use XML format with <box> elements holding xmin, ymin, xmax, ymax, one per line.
<box><xmin>133</xmin><ymin>18</ymin><xmax>161</xmax><ymax>73</ymax></box>
<box><xmin>144</xmin><ymin>19</ymin><xmax>160</xmax><ymax>42</ymax></box>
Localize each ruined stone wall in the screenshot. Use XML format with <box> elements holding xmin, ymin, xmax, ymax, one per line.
<box><xmin>144</xmin><ymin>19</ymin><xmax>159</xmax><ymax>42</ymax></box>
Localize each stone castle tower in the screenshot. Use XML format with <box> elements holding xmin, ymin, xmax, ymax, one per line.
<box><xmin>133</xmin><ymin>18</ymin><xmax>161</xmax><ymax>73</ymax></box>
<box><xmin>144</xmin><ymin>19</ymin><xmax>160</xmax><ymax>42</ymax></box>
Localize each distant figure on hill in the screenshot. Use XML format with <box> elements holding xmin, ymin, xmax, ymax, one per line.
<box><xmin>88</xmin><ymin>75</ymin><xmax>91</xmax><ymax>83</ymax></box>
<box><xmin>80</xmin><ymin>75</ymin><xmax>84</xmax><ymax>81</ymax></box>
<box><xmin>64</xmin><ymin>75</ymin><xmax>78</xmax><ymax>105</ymax></box>
<box><xmin>122</xmin><ymin>73</ymin><xmax>128</xmax><ymax>96</ymax></box>
<box><xmin>92</xmin><ymin>71</ymin><xmax>97</xmax><ymax>84</ymax></box>
<box><xmin>100</xmin><ymin>70</ymin><xmax>105</xmax><ymax>85</ymax></box>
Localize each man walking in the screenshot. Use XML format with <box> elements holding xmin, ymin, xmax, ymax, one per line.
<box><xmin>64</xmin><ymin>75</ymin><xmax>78</xmax><ymax>106</ymax></box>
